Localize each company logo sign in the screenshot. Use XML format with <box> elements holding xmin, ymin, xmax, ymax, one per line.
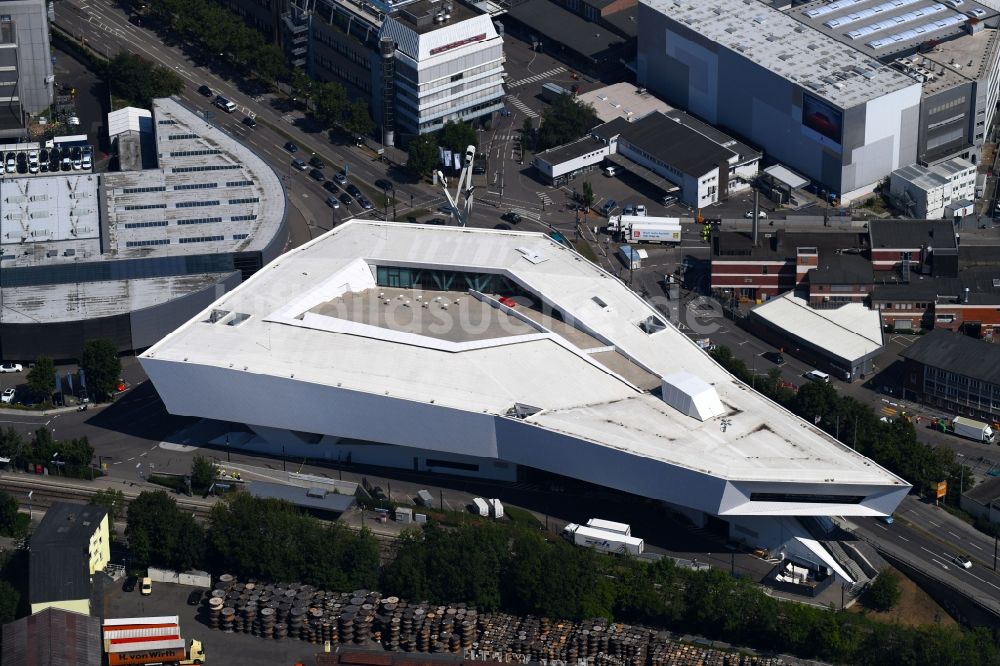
<box><xmin>430</xmin><ymin>33</ymin><xmax>487</xmax><ymax>55</ymax></box>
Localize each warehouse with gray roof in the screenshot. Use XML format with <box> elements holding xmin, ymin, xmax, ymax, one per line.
<box><xmin>0</xmin><ymin>97</ymin><xmax>287</xmax><ymax>361</ymax></box>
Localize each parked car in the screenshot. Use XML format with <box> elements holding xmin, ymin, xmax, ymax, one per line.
<box><xmin>375</xmin><ymin>178</ymin><xmax>393</xmax><ymax>191</ymax></box>
<box><xmin>122</xmin><ymin>576</ymin><xmax>137</xmax><ymax>593</ymax></box>
<box><xmin>635</xmin><ymin>204</ymin><xmax>647</xmax><ymax>216</ymax></box>
<box><xmin>284</xmin><ymin>141</ymin><xmax>298</xmax><ymax>153</ymax></box>
<box><xmin>340</xmin><ymin>193</ymin><xmax>353</xmax><ymax>206</ymax></box>
<box><xmin>291</xmin><ymin>157</ymin><xmax>308</xmax><ymax>171</ymax></box>
<box><xmin>81</xmin><ymin>154</ymin><xmax>92</xmax><ymax>170</ymax></box>
<box><xmin>600</xmin><ymin>199</ymin><xmax>617</xmax><ymax>216</ymax></box>
<box><xmin>334</xmin><ymin>171</ymin><xmax>347</xmax><ymax>184</ymax></box>
<box><xmin>309</xmin><ymin>156</ymin><xmax>326</xmax><ymax>169</ymax></box>
<box><xmin>187</xmin><ymin>590</ymin><xmax>204</xmax><ymax>606</ymax></box>
<box><xmin>323</xmin><ymin>181</ymin><xmax>339</xmax><ymax>193</ymax></box>
<box><xmin>0</xmin><ymin>363</ymin><xmax>23</xmax><ymax>373</ymax></box>
<box><xmin>622</xmin><ymin>205</ymin><xmax>635</xmax><ymax>216</ymax></box>
<box><xmin>501</xmin><ymin>211</ymin><xmax>522</xmax><ymax>224</ymax></box>
<box><xmin>763</xmin><ymin>351</ymin><xmax>784</xmax><ymax>365</ymax></box>
<box><xmin>214</xmin><ymin>96</ymin><xmax>237</xmax><ymax>113</ymax></box>
<box><xmin>1</xmin><ymin>388</ymin><xmax>15</xmax><ymax>404</ymax></box>
<box><xmin>140</xmin><ymin>577</ymin><xmax>152</xmax><ymax>595</ymax></box>
<box><xmin>242</xmin><ymin>116</ymin><xmax>257</xmax><ymax>128</ymax></box>
<box><xmin>744</xmin><ymin>209</ymin><xmax>767</xmax><ymax>219</ymax></box>
<box><xmin>309</xmin><ymin>168</ymin><xmax>326</xmax><ymax>182</ymax></box>
<box><xmin>326</xmin><ymin>196</ymin><xmax>340</xmax><ymax>209</ymax></box>
<box><xmin>346</xmin><ymin>184</ymin><xmax>361</xmax><ymax>198</ymax></box>
<box><xmin>358</xmin><ymin>196</ymin><xmax>373</xmax><ymax>210</ymax></box>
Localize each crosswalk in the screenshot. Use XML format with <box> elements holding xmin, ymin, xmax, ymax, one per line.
<box><xmin>506</xmin><ymin>67</ymin><xmax>567</xmax><ymax>88</ymax></box>
<box><xmin>536</xmin><ymin>192</ymin><xmax>553</xmax><ymax>206</ymax></box>
<box><xmin>504</xmin><ymin>95</ymin><xmax>539</xmax><ymax>119</ymax></box>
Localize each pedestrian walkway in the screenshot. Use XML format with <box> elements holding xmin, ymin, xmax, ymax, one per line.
<box><xmin>536</xmin><ymin>191</ymin><xmax>553</xmax><ymax>207</ymax></box>
<box><xmin>504</xmin><ymin>95</ymin><xmax>539</xmax><ymax>119</ymax></box>
<box><xmin>506</xmin><ymin>67</ymin><xmax>566</xmax><ymax>88</ymax></box>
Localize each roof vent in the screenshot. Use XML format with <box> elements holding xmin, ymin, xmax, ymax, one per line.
<box><xmin>306</xmin><ymin>487</ymin><xmax>327</xmax><ymax>499</ymax></box>
<box><xmin>661</xmin><ymin>371</ymin><xmax>725</xmax><ymax>422</ymax></box>
<box><xmin>506</xmin><ymin>403</ymin><xmax>542</xmax><ymax>419</ymax></box>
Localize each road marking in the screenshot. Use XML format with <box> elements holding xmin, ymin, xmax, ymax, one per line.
<box><xmin>877</xmin><ymin>523</ymin><xmax>888</xmax><ymax>531</ymax></box>
<box><xmin>969</xmin><ymin>542</ymin><xmax>984</xmax><ymax>550</ymax></box>
<box><xmin>505</xmin><ymin>67</ymin><xmax>567</xmax><ymax>88</ymax></box>
<box><xmin>920</xmin><ymin>546</ymin><xmax>936</xmax><ymax>555</ymax></box>
<box><xmin>898</xmin><ymin>535</ymin><xmax>909</xmax><ymax>541</ymax></box>
<box><xmin>927</xmin><ymin>520</ymin><xmax>941</xmax><ymax>528</ymax></box>
<box><xmin>504</xmin><ymin>95</ymin><xmax>539</xmax><ymax>119</ymax></box>
<box><xmin>949</xmin><ymin>530</ymin><xmax>963</xmax><ymax>539</ymax></box>
<box><xmin>930</xmin><ymin>557</ymin><xmax>950</xmax><ymax>570</ymax></box>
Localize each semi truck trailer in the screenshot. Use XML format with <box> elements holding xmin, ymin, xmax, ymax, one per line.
<box><xmin>609</xmin><ymin>216</ymin><xmax>682</xmax><ymax>244</ymax></box>
<box><xmin>563</xmin><ymin>523</ymin><xmax>644</xmax><ymax>555</ymax></box>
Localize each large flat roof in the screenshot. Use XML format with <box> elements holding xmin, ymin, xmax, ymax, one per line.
<box><xmin>751</xmin><ymin>291</ymin><xmax>884</xmax><ymax>363</ymax></box>
<box><xmin>144</xmin><ymin>221</ymin><xmax>907</xmax><ymax>491</ymax></box>
<box><xmin>641</xmin><ymin>0</ymin><xmax>920</xmax><ymax>108</ymax></box>
<box><xmin>576</xmin><ymin>83</ymin><xmax>674</xmax><ymax>123</ymax></box>
<box><xmin>900</xmin><ymin>327</ymin><xmax>1000</xmax><ymax>383</ymax></box>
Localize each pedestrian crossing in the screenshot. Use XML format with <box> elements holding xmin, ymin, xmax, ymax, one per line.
<box><xmin>506</xmin><ymin>67</ymin><xmax>567</xmax><ymax>88</ymax></box>
<box><xmin>536</xmin><ymin>192</ymin><xmax>553</xmax><ymax>206</ymax></box>
<box><xmin>505</xmin><ymin>95</ymin><xmax>539</xmax><ymax>119</ymax></box>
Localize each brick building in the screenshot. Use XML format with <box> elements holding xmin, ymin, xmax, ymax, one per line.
<box><xmin>870</xmin><ymin>269</ymin><xmax>1000</xmax><ymax>336</ymax></box>
<box><xmin>900</xmin><ymin>328</ymin><xmax>1000</xmax><ymax>424</ymax></box>
<box><xmin>710</xmin><ymin>230</ymin><xmax>867</xmax><ymax>303</ymax></box>
<box><xmin>807</xmin><ymin>253</ymin><xmax>874</xmax><ymax>307</ymax></box>
<box><xmin>868</xmin><ymin>219</ymin><xmax>958</xmax><ymax>277</ymax></box>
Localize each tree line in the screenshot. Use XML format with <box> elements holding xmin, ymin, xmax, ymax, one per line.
<box><xmin>124</xmin><ymin>491</ymin><xmax>1000</xmax><ymax>665</ymax></box>
<box><xmin>13</xmin><ymin>339</ymin><xmax>121</xmax><ymax>408</ymax></box>
<box><xmin>0</xmin><ymin>428</ymin><xmax>94</xmax><ymax>480</ymax></box>
<box><xmin>710</xmin><ymin>346</ymin><xmax>971</xmax><ymax>504</ymax></box>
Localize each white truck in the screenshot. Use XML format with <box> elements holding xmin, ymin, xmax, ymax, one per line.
<box><xmin>585</xmin><ymin>518</ymin><xmax>631</xmax><ymax>536</ymax></box>
<box><xmin>952</xmin><ymin>416</ymin><xmax>996</xmax><ymax>444</ymax></box>
<box><xmin>618</xmin><ymin>245</ymin><xmax>642</xmax><ymax>270</ymax></box>
<box><xmin>488</xmin><ymin>498</ymin><xmax>504</xmax><ymax>519</ymax></box>
<box><xmin>610</xmin><ymin>216</ymin><xmax>682</xmax><ymax>244</ymax></box>
<box><xmin>563</xmin><ymin>523</ymin><xmax>644</xmax><ymax>555</ymax></box>
<box><xmin>471</xmin><ymin>497</ymin><xmax>489</xmax><ymax>517</ymax></box>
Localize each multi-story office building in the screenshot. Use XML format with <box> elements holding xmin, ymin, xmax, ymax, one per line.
<box><xmin>235</xmin><ymin>0</ymin><xmax>504</xmax><ymax>141</ymax></box>
<box><xmin>889</xmin><ymin>158</ymin><xmax>976</xmax><ymax>219</ymax></box>
<box><xmin>0</xmin><ymin>0</ymin><xmax>54</xmax><ymax>133</ymax></box>
<box><xmin>637</xmin><ymin>0</ymin><xmax>1000</xmax><ymax>201</ymax></box>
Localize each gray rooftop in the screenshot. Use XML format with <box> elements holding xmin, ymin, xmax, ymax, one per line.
<box><xmin>714</xmin><ymin>230</ymin><xmax>868</xmax><ymax>260</ymax></box>
<box><xmin>641</xmin><ymin>0</ymin><xmax>921</xmax><ymax>108</ymax></box>
<box><xmin>535</xmin><ymin>135</ymin><xmax>610</xmax><ymax>166</ymax></box>
<box><xmin>2</xmin><ymin>608</ymin><xmax>101</xmax><ymax>666</ymax></box>
<box><xmin>868</xmin><ymin>219</ymin><xmax>958</xmax><ymax>249</ymax></box>
<box><xmin>809</xmin><ymin>252</ymin><xmax>875</xmax><ymax>285</ymax></box>
<box><xmin>663</xmin><ymin>109</ymin><xmax>763</xmax><ymax>166</ymax></box>
<box><xmin>619</xmin><ymin>111</ymin><xmax>736</xmax><ymax>176</ymax></box>
<box><xmin>508</xmin><ymin>0</ymin><xmax>626</xmax><ymax>59</ymax></box>
<box><xmin>30</xmin><ymin>503</ymin><xmax>107</xmax><ymax>607</ymax></box>
<box><xmin>965</xmin><ymin>475</ymin><xmax>1000</xmax><ymax>505</ymax></box>
<box><xmin>900</xmin><ymin>327</ymin><xmax>1000</xmax><ymax>384</ymax></box>
<box><xmin>248</xmin><ymin>481</ymin><xmax>357</xmax><ymax>513</ymax></box>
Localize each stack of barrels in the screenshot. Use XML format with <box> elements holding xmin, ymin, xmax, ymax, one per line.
<box><xmin>201</xmin><ymin>575</ymin><xmax>787</xmax><ymax>666</ymax></box>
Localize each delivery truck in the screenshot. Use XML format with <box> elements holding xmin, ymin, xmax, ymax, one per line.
<box><xmin>951</xmin><ymin>416</ymin><xmax>996</xmax><ymax>443</ymax></box>
<box><xmin>609</xmin><ymin>216</ymin><xmax>682</xmax><ymax>244</ymax></box>
<box><xmin>563</xmin><ymin>523</ymin><xmax>644</xmax><ymax>555</ymax></box>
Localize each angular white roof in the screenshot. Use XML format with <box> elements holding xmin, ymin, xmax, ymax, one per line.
<box><xmin>752</xmin><ymin>292</ymin><xmax>884</xmax><ymax>364</ymax></box>
<box><xmin>107</xmin><ymin>106</ymin><xmax>152</xmax><ymax>138</ymax></box>
<box><xmin>142</xmin><ymin>221</ymin><xmax>908</xmax><ymax>516</ymax></box>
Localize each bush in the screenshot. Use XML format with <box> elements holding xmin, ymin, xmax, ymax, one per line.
<box><xmin>865</xmin><ymin>569</ymin><xmax>902</xmax><ymax>612</ymax></box>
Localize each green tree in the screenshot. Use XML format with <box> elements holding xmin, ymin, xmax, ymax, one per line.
<box><xmin>537</xmin><ymin>95</ymin><xmax>599</xmax><ymax>150</ymax></box>
<box><xmin>104</xmin><ymin>52</ymin><xmax>183</xmax><ymax>107</ymax></box>
<box><xmin>406</xmin><ymin>133</ymin><xmax>439</xmax><ymax>178</ymax></box>
<box><xmin>25</xmin><ymin>357</ymin><xmax>55</xmax><ymax>404</ymax></box>
<box><xmin>314</xmin><ymin>81</ymin><xmax>347</xmax><ymax>129</ymax></box>
<box><xmin>439</xmin><ymin>120</ymin><xmax>477</xmax><ymax>154</ymax></box>
<box><xmin>0</xmin><ymin>580</ymin><xmax>19</xmax><ymax>624</ymax></box>
<box><xmin>126</xmin><ymin>490</ymin><xmax>206</xmax><ymax>570</ymax></box>
<box><xmin>345</xmin><ymin>99</ymin><xmax>375</xmax><ymax>139</ymax></box>
<box><xmin>290</xmin><ymin>68</ymin><xmax>314</xmax><ymax>105</ymax></box>
<box><xmin>90</xmin><ymin>488</ymin><xmax>126</xmax><ymax>524</ymax></box>
<box><xmin>865</xmin><ymin>569</ymin><xmax>902</xmax><ymax>612</ymax></box>
<box><xmin>0</xmin><ymin>490</ymin><xmax>18</xmax><ymax>536</ymax></box>
<box><xmin>191</xmin><ymin>454</ymin><xmax>217</xmax><ymax>492</ymax></box>
<box><xmin>581</xmin><ymin>181</ymin><xmax>594</xmax><ymax>213</ymax></box>
<box><xmin>81</xmin><ymin>339</ymin><xmax>121</xmax><ymax>402</ymax></box>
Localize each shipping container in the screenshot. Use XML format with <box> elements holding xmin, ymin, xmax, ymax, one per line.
<box><xmin>416</xmin><ymin>489</ymin><xmax>434</xmax><ymax>506</ymax></box>
<box><xmin>618</xmin><ymin>245</ymin><xmax>642</xmax><ymax>270</ymax></box>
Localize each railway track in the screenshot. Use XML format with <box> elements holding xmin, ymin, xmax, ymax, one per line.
<box><xmin>0</xmin><ymin>474</ymin><xmax>216</xmax><ymax>519</ymax></box>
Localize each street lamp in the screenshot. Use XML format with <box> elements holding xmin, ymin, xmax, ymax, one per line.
<box><xmin>51</xmin><ymin>452</ymin><xmax>60</xmax><ymax>477</ymax></box>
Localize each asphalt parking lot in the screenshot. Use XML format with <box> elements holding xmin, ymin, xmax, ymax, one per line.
<box><xmin>105</xmin><ymin>580</ymin><xmax>323</xmax><ymax>666</ymax></box>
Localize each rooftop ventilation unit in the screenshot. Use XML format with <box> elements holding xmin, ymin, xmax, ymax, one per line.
<box><xmin>661</xmin><ymin>372</ymin><xmax>725</xmax><ymax>422</ymax></box>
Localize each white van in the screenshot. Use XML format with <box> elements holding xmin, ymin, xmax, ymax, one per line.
<box><xmin>805</xmin><ymin>370</ymin><xmax>830</xmax><ymax>383</ymax></box>
<box><xmin>603</xmin><ymin>165</ymin><xmax>617</xmax><ymax>177</ymax></box>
